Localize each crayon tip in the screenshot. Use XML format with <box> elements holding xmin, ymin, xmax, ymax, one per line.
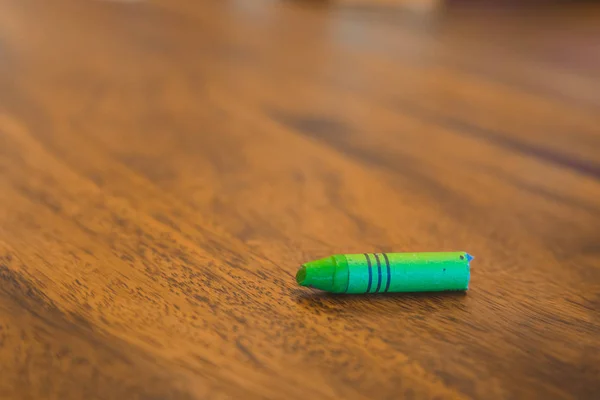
<box><xmin>296</xmin><ymin>257</ymin><xmax>337</xmax><ymax>291</ymax></box>
<box><xmin>296</xmin><ymin>266</ymin><xmax>308</xmax><ymax>285</ymax></box>
<box><xmin>466</xmin><ymin>253</ymin><xmax>474</xmax><ymax>262</ymax></box>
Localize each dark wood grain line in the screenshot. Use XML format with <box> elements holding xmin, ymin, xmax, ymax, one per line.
<box><xmin>269</xmin><ymin>112</ymin><xmax>473</xmax><ymax>213</ymax></box>
<box><xmin>476</xmin><ymin>164</ymin><xmax>600</xmax><ymax>216</ymax></box>
<box><xmin>395</xmin><ymin>100</ymin><xmax>600</xmax><ymax>179</ymax></box>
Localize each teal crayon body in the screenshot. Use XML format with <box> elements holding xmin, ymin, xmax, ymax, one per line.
<box><xmin>296</xmin><ymin>252</ymin><xmax>472</xmax><ymax>294</ymax></box>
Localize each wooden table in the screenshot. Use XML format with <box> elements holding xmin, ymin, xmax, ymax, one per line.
<box><xmin>1</xmin><ymin>1</ymin><xmax>599</xmax><ymax>399</ymax></box>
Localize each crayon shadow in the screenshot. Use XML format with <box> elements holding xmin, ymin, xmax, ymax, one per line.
<box><xmin>293</xmin><ymin>290</ymin><xmax>468</xmax><ymax>315</ymax></box>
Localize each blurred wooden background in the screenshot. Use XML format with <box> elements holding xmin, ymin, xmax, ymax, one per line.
<box><xmin>0</xmin><ymin>0</ymin><xmax>599</xmax><ymax>399</ymax></box>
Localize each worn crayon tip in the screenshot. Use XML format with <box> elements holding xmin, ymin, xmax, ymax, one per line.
<box><xmin>296</xmin><ymin>266</ymin><xmax>307</xmax><ymax>285</ymax></box>
<box><xmin>466</xmin><ymin>253</ymin><xmax>474</xmax><ymax>262</ymax></box>
<box><xmin>296</xmin><ymin>258</ymin><xmax>337</xmax><ymax>291</ymax></box>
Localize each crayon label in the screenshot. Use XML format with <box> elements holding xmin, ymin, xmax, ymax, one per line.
<box><xmin>344</xmin><ymin>252</ymin><xmax>470</xmax><ymax>293</ymax></box>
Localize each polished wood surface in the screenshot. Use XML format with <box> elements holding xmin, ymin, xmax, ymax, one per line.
<box><xmin>1</xmin><ymin>1</ymin><xmax>599</xmax><ymax>399</ymax></box>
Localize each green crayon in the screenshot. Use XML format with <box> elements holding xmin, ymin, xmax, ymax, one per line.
<box><xmin>296</xmin><ymin>252</ymin><xmax>472</xmax><ymax>293</ymax></box>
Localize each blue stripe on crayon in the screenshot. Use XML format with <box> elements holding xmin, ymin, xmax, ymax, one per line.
<box><xmin>374</xmin><ymin>253</ymin><xmax>383</xmax><ymax>293</ymax></box>
<box><xmin>383</xmin><ymin>253</ymin><xmax>391</xmax><ymax>292</ymax></box>
<box><xmin>364</xmin><ymin>253</ymin><xmax>373</xmax><ymax>293</ymax></box>
<box><xmin>382</xmin><ymin>253</ymin><xmax>392</xmax><ymax>293</ymax></box>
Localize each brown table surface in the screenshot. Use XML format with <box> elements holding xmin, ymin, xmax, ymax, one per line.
<box><xmin>1</xmin><ymin>1</ymin><xmax>599</xmax><ymax>399</ymax></box>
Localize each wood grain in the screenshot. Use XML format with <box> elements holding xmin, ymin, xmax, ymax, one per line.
<box><xmin>0</xmin><ymin>0</ymin><xmax>599</xmax><ymax>399</ymax></box>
